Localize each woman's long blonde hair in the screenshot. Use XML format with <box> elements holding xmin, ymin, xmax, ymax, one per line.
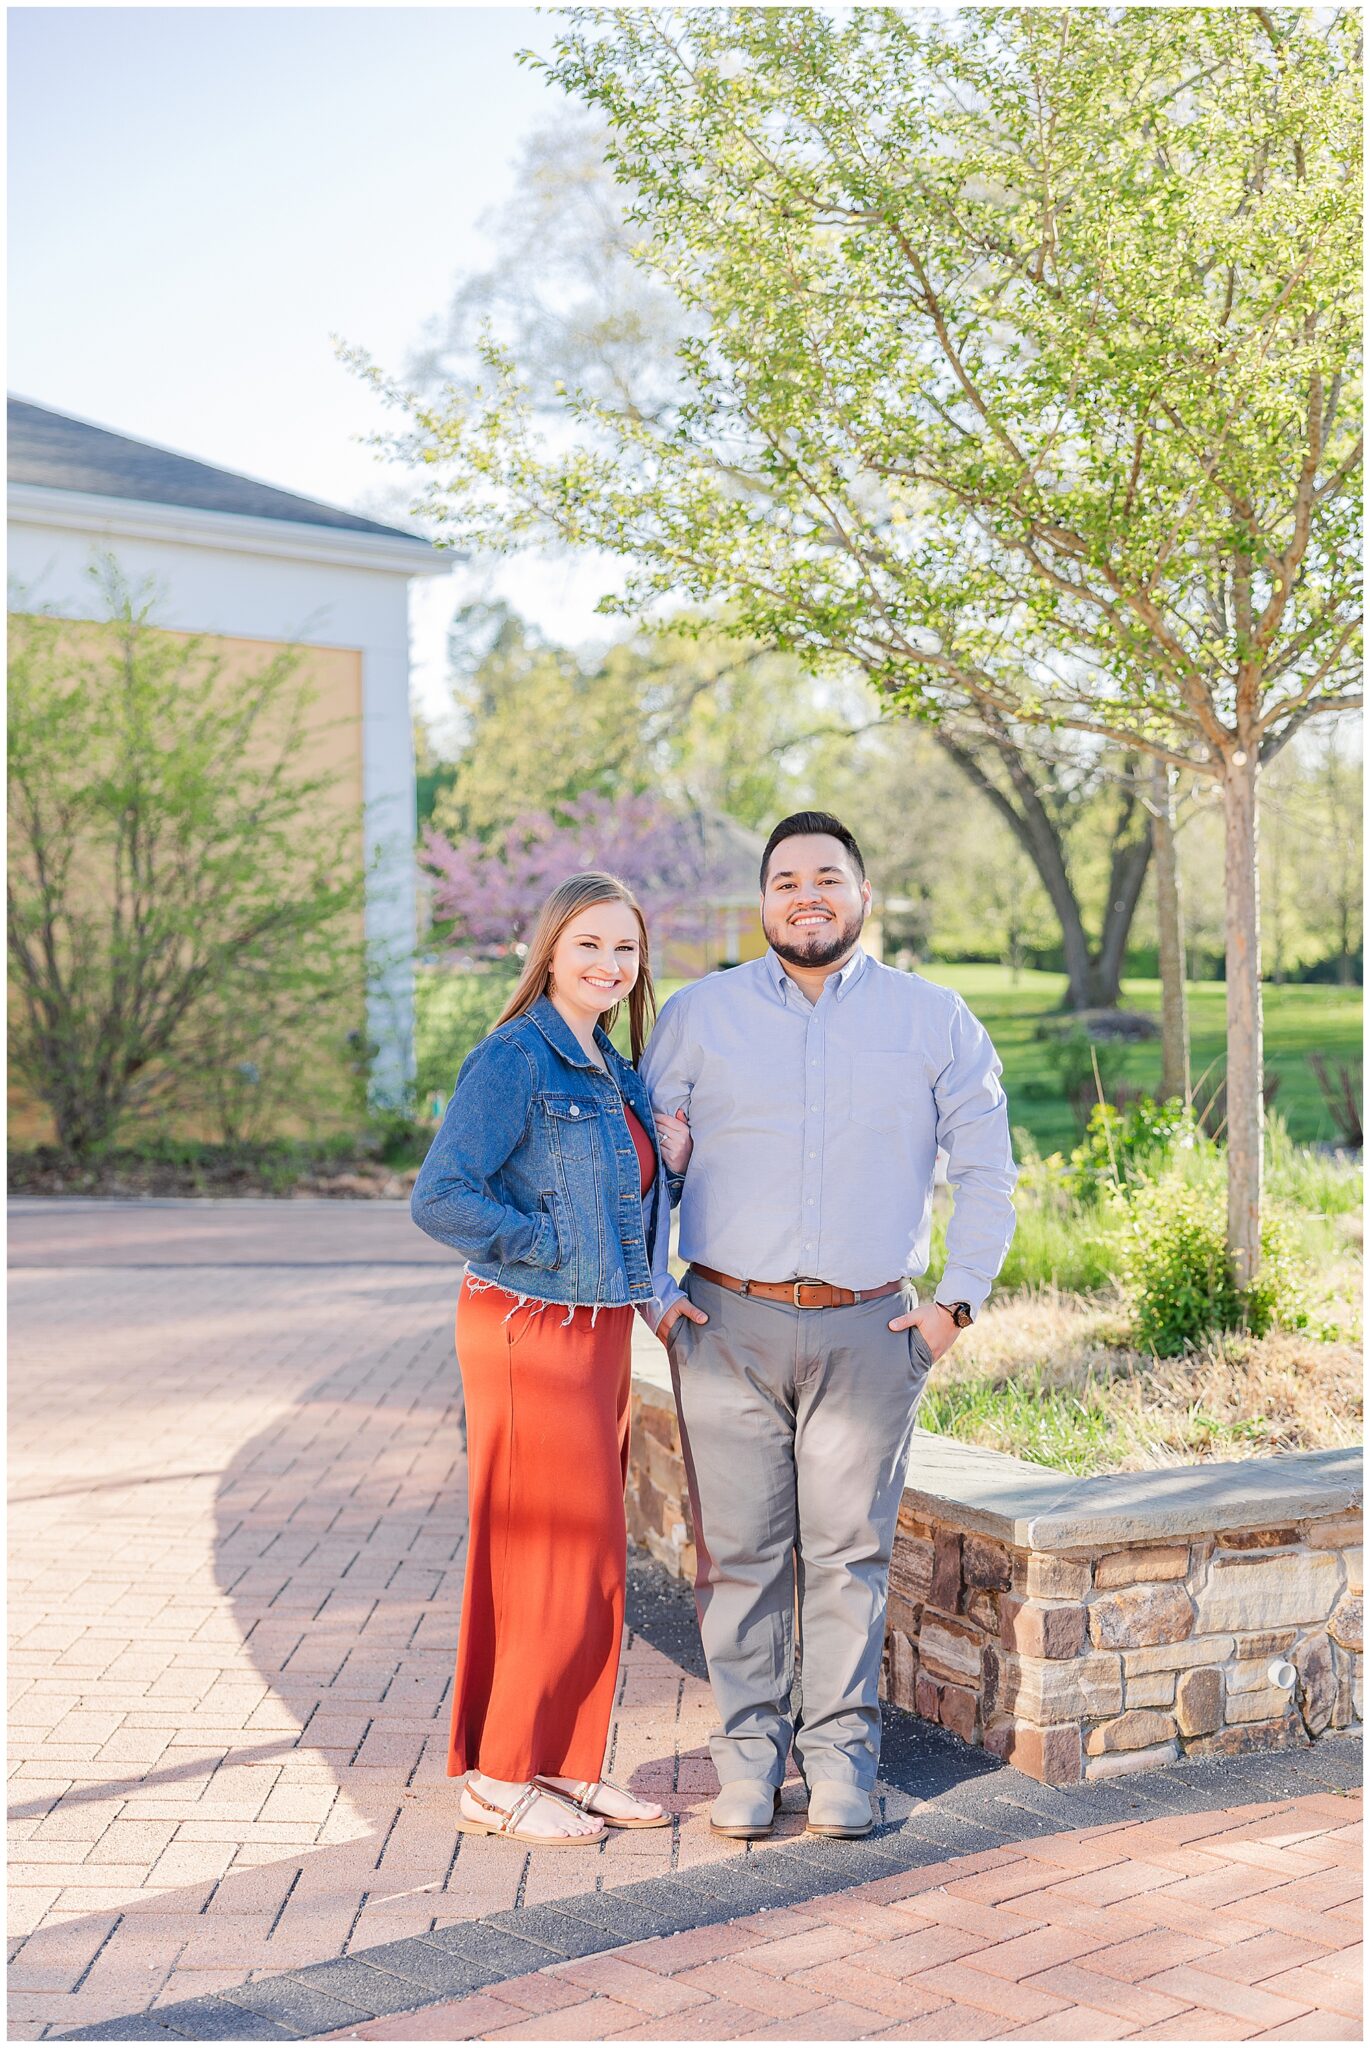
<box><xmin>494</xmin><ymin>872</ymin><xmax>658</xmax><ymax>1063</ymax></box>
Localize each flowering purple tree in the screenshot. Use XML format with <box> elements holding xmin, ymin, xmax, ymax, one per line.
<box><xmin>422</xmin><ymin>792</ymin><xmax>727</xmax><ymax>956</ymax></box>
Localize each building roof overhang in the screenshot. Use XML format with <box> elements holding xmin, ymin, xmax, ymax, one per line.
<box><xmin>9</xmin><ymin>481</ymin><xmax>453</xmax><ymax>579</ymax></box>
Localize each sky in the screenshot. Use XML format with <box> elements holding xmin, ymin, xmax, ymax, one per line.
<box><xmin>8</xmin><ymin>4</ymin><xmax>624</xmax><ymax>725</ymax></box>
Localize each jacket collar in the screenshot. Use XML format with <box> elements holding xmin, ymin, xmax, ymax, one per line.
<box><xmin>527</xmin><ymin>993</ymin><xmax>619</xmax><ymax>1074</ymax></box>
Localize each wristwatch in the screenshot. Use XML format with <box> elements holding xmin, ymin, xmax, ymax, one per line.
<box><xmin>936</xmin><ymin>1299</ymin><xmax>974</xmax><ymax>1328</ymax></box>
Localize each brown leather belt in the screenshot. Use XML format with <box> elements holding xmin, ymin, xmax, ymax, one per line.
<box><xmin>689</xmin><ymin>1264</ymin><xmax>905</xmax><ymax>1310</ymax></box>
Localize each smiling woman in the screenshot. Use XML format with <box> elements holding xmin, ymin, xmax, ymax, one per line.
<box><xmin>409</xmin><ymin>872</ymin><xmax>682</xmax><ymax>1846</ymax></box>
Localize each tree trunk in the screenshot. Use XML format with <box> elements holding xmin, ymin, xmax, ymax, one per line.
<box><xmin>1089</xmin><ymin>828</ymin><xmax>1152</xmax><ymax>1007</ymax></box>
<box><xmin>1150</xmin><ymin>758</ymin><xmax>1190</xmax><ymax>1103</ymax></box>
<box><xmin>1223</xmin><ymin>750</ymin><xmax>1264</xmax><ymax>1287</ymax></box>
<box><xmin>936</xmin><ymin>734</ymin><xmax>1150</xmax><ymax>1011</ymax></box>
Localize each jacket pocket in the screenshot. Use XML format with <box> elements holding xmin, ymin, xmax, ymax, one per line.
<box><xmin>534</xmin><ymin>1191</ymin><xmax>567</xmax><ymax>1271</ymax></box>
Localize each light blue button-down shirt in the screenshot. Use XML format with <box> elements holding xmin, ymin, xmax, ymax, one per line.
<box><xmin>640</xmin><ymin>946</ymin><xmax>1016</xmax><ymax>1330</ymax></box>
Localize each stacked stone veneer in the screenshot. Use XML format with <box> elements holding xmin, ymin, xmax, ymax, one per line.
<box><xmin>627</xmin><ymin>1368</ymin><xmax>1362</xmax><ymax>1785</ymax></box>
<box><xmin>883</xmin><ymin>1501</ymin><xmax>1362</xmax><ymax>1785</ymax></box>
<box><xmin>627</xmin><ymin>1375</ymin><xmax>698</xmax><ymax>1584</ymax></box>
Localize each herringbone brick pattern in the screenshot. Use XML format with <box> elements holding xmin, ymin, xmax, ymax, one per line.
<box><xmin>330</xmin><ymin>1794</ymin><xmax>1362</xmax><ymax>2042</ymax></box>
<box><xmin>7</xmin><ymin>1207</ymin><xmax>780</xmax><ymax>2039</ymax></box>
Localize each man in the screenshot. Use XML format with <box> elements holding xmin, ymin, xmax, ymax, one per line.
<box><xmin>643</xmin><ymin>811</ymin><xmax>1016</xmax><ymax>1840</ymax></box>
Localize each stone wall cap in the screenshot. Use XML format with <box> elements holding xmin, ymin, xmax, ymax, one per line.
<box><xmin>899</xmin><ymin>1435</ymin><xmax>1363</xmax><ymax>1549</ymax></box>
<box><xmin>630</xmin><ymin>1373</ymin><xmax>1361</xmax><ymax>1547</ymax></box>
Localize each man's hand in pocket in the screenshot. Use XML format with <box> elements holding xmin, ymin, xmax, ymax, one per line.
<box><xmin>658</xmin><ymin>1299</ymin><xmax>709</xmax><ymax>1347</ymax></box>
<box><xmin>887</xmin><ymin>1301</ymin><xmax>959</xmax><ymax>1363</ymax></box>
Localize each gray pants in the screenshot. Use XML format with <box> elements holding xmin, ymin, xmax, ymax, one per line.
<box><xmin>666</xmin><ymin>1272</ymin><xmax>932</xmax><ymax>1793</ymax></box>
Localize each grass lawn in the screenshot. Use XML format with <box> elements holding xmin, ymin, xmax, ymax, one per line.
<box><xmin>915</xmin><ymin>965</ymin><xmax>1363</xmax><ymax>1153</ymax></box>
<box><xmin>914</xmin><ymin>1271</ymin><xmax>1361</xmax><ymax>1475</ymax></box>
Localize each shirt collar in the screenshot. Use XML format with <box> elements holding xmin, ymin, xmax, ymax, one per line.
<box><xmin>764</xmin><ymin>945</ymin><xmax>868</xmax><ymax>1004</ymax></box>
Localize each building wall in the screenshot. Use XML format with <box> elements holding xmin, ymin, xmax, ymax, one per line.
<box><xmin>8</xmin><ymin>502</ymin><xmax>426</xmax><ymax>1107</ymax></box>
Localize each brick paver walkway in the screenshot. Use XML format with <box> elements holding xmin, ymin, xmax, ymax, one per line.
<box><xmin>327</xmin><ymin>1791</ymin><xmax>1363</xmax><ymax>2042</ymax></box>
<box><xmin>8</xmin><ymin>1203</ymin><xmax>854</xmax><ymax>2038</ymax></box>
<box><xmin>9</xmin><ymin>1201</ymin><xmax>1363</xmax><ymax>2045</ymax></box>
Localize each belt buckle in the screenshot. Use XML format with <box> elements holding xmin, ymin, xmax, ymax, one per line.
<box><xmin>792</xmin><ymin>1278</ymin><xmax>823</xmax><ymax>1309</ymax></box>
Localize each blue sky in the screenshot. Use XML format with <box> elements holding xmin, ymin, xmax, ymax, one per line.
<box><xmin>8</xmin><ymin>5</ymin><xmax>621</xmax><ymax>719</ymax></box>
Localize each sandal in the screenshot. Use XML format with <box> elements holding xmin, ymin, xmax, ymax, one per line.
<box><xmin>536</xmin><ymin>1775</ymin><xmax>670</xmax><ymax>1830</ymax></box>
<box><xmin>456</xmin><ymin>1779</ymin><xmax>606</xmax><ymax>1847</ymax></box>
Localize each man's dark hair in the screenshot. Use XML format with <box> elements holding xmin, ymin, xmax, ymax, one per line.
<box><xmin>759</xmin><ymin>810</ymin><xmax>866</xmax><ymax>890</ymax></box>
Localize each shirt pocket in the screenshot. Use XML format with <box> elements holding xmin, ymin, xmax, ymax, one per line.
<box><xmin>838</xmin><ymin>1047</ymin><xmax>923</xmax><ymax>1133</ymax></box>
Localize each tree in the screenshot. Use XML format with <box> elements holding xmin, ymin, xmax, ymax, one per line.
<box><xmin>934</xmin><ymin>723</ymin><xmax>1152</xmax><ymax>1006</ymax></box>
<box><xmin>423</xmin><ymin>789</ymin><xmax>728</xmax><ymax>954</ymax></box>
<box><xmin>8</xmin><ymin>567</ymin><xmax>368</xmax><ymax>1156</ymax></box>
<box><xmin>432</xmin><ymin>606</ymin><xmax>660</xmax><ymax>838</ymax></box>
<box><xmin>357</xmin><ymin>6</ymin><xmax>1361</xmax><ymax>1281</ymax></box>
<box><xmin>427</xmin><ymin>600</ymin><xmax>865</xmax><ymax>840</ymax></box>
<box><xmin>401</xmin><ymin>107</ymin><xmax>1155</xmax><ymax>1007</ymax></box>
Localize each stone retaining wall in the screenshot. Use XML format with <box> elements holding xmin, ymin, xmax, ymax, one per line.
<box><xmin>627</xmin><ymin>1371</ymin><xmax>1363</xmax><ymax>1785</ymax></box>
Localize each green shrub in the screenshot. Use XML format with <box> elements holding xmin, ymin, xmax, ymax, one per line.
<box><xmin>1123</xmin><ymin>1180</ymin><xmax>1309</xmax><ymax>1356</ymax></box>
<box><xmin>1069</xmin><ymin>1096</ymin><xmax>1202</xmax><ymax>1203</ymax></box>
<box><xmin>1242</xmin><ymin>1210</ymin><xmax>1312</xmax><ymax>1340</ymax></box>
<box><xmin>1035</xmin><ymin>1024</ymin><xmax>1129</xmax><ymax>1109</ymax></box>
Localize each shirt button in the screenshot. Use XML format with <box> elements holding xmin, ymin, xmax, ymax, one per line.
<box><xmin>806</xmin><ymin>1198</ymin><xmax>814</xmax><ymax>1206</ymax></box>
<box><xmin>809</xmin><ymin>1151</ymin><xmax>815</xmax><ymax>1159</ymax></box>
<box><xmin>810</xmin><ymin>1103</ymin><xmax>819</xmax><ymax>1111</ymax></box>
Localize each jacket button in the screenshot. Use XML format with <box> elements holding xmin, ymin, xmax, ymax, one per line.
<box><xmin>569</xmin><ymin>1105</ymin><xmax>580</xmax><ymax>1118</ymax></box>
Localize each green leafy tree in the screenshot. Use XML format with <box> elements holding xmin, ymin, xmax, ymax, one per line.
<box><xmin>432</xmin><ymin>607</ymin><xmax>658</xmax><ymax>838</ymax></box>
<box><xmin>356</xmin><ymin>6</ymin><xmax>1361</xmax><ymax>1281</ymax></box>
<box><xmin>8</xmin><ymin>567</ymin><xmax>368</xmax><ymax>1157</ymax></box>
<box><xmin>427</xmin><ymin>601</ymin><xmax>858</xmax><ymax>842</ymax></box>
<box><xmin>404</xmin><ymin>107</ymin><xmax>1157</xmax><ymax>1006</ymax></box>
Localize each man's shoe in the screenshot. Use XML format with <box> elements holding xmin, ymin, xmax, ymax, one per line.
<box><xmin>709</xmin><ymin>1780</ymin><xmax>780</xmax><ymax>1838</ymax></box>
<box><xmin>805</xmin><ymin>1782</ymin><xmax>873</xmax><ymax>1837</ymax></box>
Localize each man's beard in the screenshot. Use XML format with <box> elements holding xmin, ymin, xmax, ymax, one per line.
<box><xmin>764</xmin><ymin>907</ymin><xmax>865</xmax><ymax>970</ymax></box>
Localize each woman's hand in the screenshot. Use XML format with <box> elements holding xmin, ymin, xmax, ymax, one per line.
<box><xmin>655</xmin><ymin>1107</ymin><xmax>693</xmax><ymax>1174</ymax></box>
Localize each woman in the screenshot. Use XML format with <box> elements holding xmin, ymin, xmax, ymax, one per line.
<box><xmin>411</xmin><ymin>873</ymin><xmax>691</xmax><ymax>1846</ymax></box>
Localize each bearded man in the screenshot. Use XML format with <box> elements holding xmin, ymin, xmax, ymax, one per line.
<box><xmin>643</xmin><ymin>811</ymin><xmax>1016</xmax><ymax>1840</ymax></box>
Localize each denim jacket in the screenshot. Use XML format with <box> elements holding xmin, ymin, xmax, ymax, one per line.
<box><xmin>410</xmin><ymin>995</ymin><xmax>669</xmax><ymax>1310</ymax></box>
